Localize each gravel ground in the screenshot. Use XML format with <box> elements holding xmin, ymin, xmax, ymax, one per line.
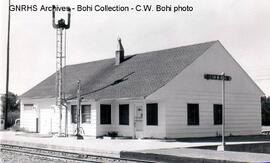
<box><xmin>0</xmin><ymin>151</ymin><xmax>90</xmax><ymax>163</ymax></box>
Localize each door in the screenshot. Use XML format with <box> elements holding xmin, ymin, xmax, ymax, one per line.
<box><xmin>134</xmin><ymin>104</ymin><xmax>143</xmax><ymax>138</ymax></box>
<box><xmin>23</xmin><ymin>105</ymin><xmax>36</xmax><ymax>132</ymax></box>
<box><xmin>40</xmin><ymin>108</ymin><xmax>53</xmax><ymax>134</ymax></box>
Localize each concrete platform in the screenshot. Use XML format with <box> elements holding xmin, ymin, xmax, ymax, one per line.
<box><xmin>0</xmin><ymin>131</ymin><xmax>220</xmax><ymax>157</ymax></box>
<box><xmin>121</xmin><ymin>148</ymin><xmax>270</xmax><ymax>163</ymax></box>
<box><xmin>2</xmin><ymin>131</ymin><xmax>270</xmax><ymax>162</ymax></box>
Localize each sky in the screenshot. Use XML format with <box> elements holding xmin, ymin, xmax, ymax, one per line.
<box><xmin>1</xmin><ymin>0</ymin><xmax>270</xmax><ymax>95</ymax></box>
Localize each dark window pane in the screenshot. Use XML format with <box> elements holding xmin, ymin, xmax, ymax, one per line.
<box><xmin>119</xmin><ymin>104</ymin><xmax>129</xmax><ymax>125</ymax></box>
<box><xmin>100</xmin><ymin>104</ymin><xmax>111</xmax><ymax>124</ymax></box>
<box><xmin>71</xmin><ymin>105</ymin><xmax>77</xmax><ymax>124</ymax></box>
<box><xmin>82</xmin><ymin>105</ymin><xmax>91</xmax><ymax>124</ymax></box>
<box><xmin>214</xmin><ymin>104</ymin><xmax>222</xmax><ymax>125</ymax></box>
<box><xmin>147</xmin><ymin>103</ymin><xmax>158</xmax><ymax>126</ymax></box>
<box><xmin>187</xmin><ymin>104</ymin><xmax>199</xmax><ymax>125</ymax></box>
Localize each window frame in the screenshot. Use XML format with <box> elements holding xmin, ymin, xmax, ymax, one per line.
<box><xmin>119</xmin><ymin>104</ymin><xmax>129</xmax><ymax>125</ymax></box>
<box><xmin>70</xmin><ymin>104</ymin><xmax>91</xmax><ymax>124</ymax></box>
<box><xmin>213</xmin><ymin>104</ymin><xmax>222</xmax><ymax>125</ymax></box>
<box><xmin>187</xmin><ymin>103</ymin><xmax>200</xmax><ymax>126</ymax></box>
<box><xmin>24</xmin><ymin>104</ymin><xmax>34</xmax><ymax>111</ymax></box>
<box><xmin>71</xmin><ymin>105</ymin><xmax>77</xmax><ymax>124</ymax></box>
<box><xmin>81</xmin><ymin>105</ymin><xmax>91</xmax><ymax>124</ymax></box>
<box><xmin>100</xmin><ymin>104</ymin><xmax>111</xmax><ymax>125</ymax></box>
<box><xmin>146</xmin><ymin>103</ymin><xmax>158</xmax><ymax>126</ymax></box>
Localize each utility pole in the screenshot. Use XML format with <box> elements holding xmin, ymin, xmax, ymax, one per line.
<box><xmin>5</xmin><ymin>0</ymin><xmax>11</xmax><ymax>129</ymax></box>
<box><xmin>76</xmin><ymin>80</ymin><xmax>83</xmax><ymax>140</ymax></box>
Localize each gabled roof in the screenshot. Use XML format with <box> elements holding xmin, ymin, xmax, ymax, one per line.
<box><xmin>21</xmin><ymin>41</ymin><xmax>218</xmax><ymax>100</ymax></box>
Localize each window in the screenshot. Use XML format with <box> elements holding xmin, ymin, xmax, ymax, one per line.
<box><xmin>24</xmin><ymin>104</ymin><xmax>33</xmax><ymax>110</ymax></box>
<box><xmin>119</xmin><ymin>104</ymin><xmax>129</xmax><ymax>125</ymax></box>
<box><xmin>71</xmin><ymin>105</ymin><xmax>77</xmax><ymax>124</ymax></box>
<box><xmin>213</xmin><ymin>104</ymin><xmax>222</xmax><ymax>125</ymax></box>
<box><xmin>100</xmin><ymin>104</ymin><xmax>111</xmax><ymax>124</ymax></box>
<box><xmin>82</xmin><ymin>105</ymin><xmax>91</xmax><ymax>124</ymax></box>
<box><xmin>146</xmin><ymin>103</ymin><xmax>158</xmax><ymax>126</ymax></box>
<box><xmin>187</xmin><ymin>103</ymin><xmax>199</xmax><ymax>125</ymax></box>
<box><xmin>71</xmin><ymin>105</ymin><xmax>91</xmax><ymax>124</ymax></box>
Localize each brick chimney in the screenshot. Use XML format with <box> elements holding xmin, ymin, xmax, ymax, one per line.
<box><xmin>115</xmin><ymin>38</ymin><xmax>124</xmax><ymax>65</ymax></box>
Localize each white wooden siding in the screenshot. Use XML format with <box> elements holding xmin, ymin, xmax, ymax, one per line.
<box><xmin>148</xmin><ymin>42</ymin><xmax>263</xmax><ymax>138</ymax></box>
<box><xmin>20</xmin><ymin>98</ymin><xmax>97</xmax><ymax>136</ymax></box>
<box><xmin>20</xmin><ymin>98</ymin><xmax>55</xmax><ymax>133</ymax></box>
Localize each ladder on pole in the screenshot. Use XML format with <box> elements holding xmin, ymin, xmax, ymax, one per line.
<box><xmin>56</xmin><ymin>28</ymin><xmax>66</xmax><ymax>135</ymax></box>
<box><xmin>52</xmin><ymin>5</ymin><xmax>71</xmax><ymax>136</ymax></box>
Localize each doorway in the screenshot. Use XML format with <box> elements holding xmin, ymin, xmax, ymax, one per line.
<box><xmin>134</xmin><ymin>104</ymin><xmax>143</xmax><ymax>138</ymax></box>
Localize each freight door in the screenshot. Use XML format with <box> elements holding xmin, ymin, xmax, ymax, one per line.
<box><xmin>40</xmin><ymin>108</ymin><xmax>53</xmax><ymax>134</ymax></box>
<box><xmin>23</xmin><ymin>104</ymin><xmax>38</xmax><ymax>132</ymax></box>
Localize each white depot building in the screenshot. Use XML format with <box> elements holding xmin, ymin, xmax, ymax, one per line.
<box><xmin>20</xmin><ymin>40</ymin><xmax>263</xmax><ymax>138</ymax></box>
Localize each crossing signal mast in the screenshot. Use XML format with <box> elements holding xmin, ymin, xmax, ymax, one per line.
<box><xmin>52</xmin><ymin>5</ymin><xmax>71</xmax><ymax>136</ymax></box>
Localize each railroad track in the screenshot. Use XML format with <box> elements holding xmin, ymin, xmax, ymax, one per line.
<box><xmin>0</xmin><ymin>144</ymin><xmax>154</xmax><ymax>163</ymax></box>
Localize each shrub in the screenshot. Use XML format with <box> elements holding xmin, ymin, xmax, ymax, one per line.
<box><xmin>108</xmin><ymin>131</ymin><xmax>118</xmax><ymax>137</ymax></box>
<box><xmin>7</xmin><ymin>110</ymin><xmax>20</xmax><ymax>128</ymax></box>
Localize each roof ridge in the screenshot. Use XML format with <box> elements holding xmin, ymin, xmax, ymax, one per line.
<box><xmin>133</xmin><ymin>40</ymin><xmax>219</xmax><ymax>56</ymax></box>
<box><xmin>66</xmin><ymin>40</ymin><xmax>219</xmax><ymax>67</ymax></box>
<box><xmin>66</xmin><ymin>57</ymin><xmax>114</xmax><ymax>67</ymax></box>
